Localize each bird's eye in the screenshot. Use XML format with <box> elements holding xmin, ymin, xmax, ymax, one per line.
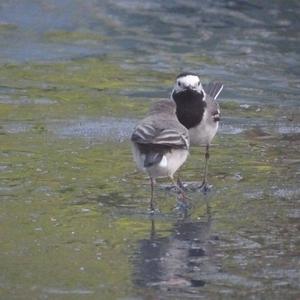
<box><xmin>177</xmin><ymin>81</ymin><xmax>181</xmax><ymax>87</ymax></box>
<box><xmin>197</xmin><ymin>81</ymin><xmax>200</xmax><ymax>86</ymax></box>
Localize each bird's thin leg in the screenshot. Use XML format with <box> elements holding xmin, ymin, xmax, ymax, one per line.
<box><xmin>204</xmin><ymin>144</ymin><xmax>210</xmax><ymax>185</ymax></box>
<box><xmin>171</xmin><ymin>177</ymin><xmax>191</xmax><ymax>213</ymax></box>
<box><xmin>171</xmin><ymin>177</ymin><xmax>189</xmax><ymax>203</ymax></box>
<box><xmin>150</xmin><ymin>218</ymin><xmax>155</xmax><ymax>239</ymax></box>
<box><xmin>176</xmin><ymin>175</ymin><xmax>186</xmax><ymax>191</ymax></box>
<box><xmin>150</xmin><ymin>177</ymin><xmax>155</xmax><ymax>211</ymax></box>
<box><xmin>200</xmin><ymin>144</ymin><xmax>210</xmax><ymax>190</ymax></box>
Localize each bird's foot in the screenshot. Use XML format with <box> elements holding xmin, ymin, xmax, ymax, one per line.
<box><xmin>170</xmin><ymin>181</ymin><xmax>211</xmax><ymax>193</ymax></box>
<box><xmin>177</xmin><ymin>178</ymin><xmax>188</xmax><ymax>191</ymax></box>
<box><xmin>176</xmin><ymin>191</ymin><xmax>193</xmax><ymax>208</ymax></box>
<box><xmin>161</xmin><ymin>183</ymin><xmax>177</xmax><ymax>192</ymax></box>
<box><xmin>198</xmin><ymin>181</ymin><xmax>213</xmax><ymax>194</ymax></box>
<box><xmin>147</xmin><ymin>207</ymin><xmax>160</xmax><ymax>215</ymax></box>
<box><xmin>162</xmin><ymin>182</ymin><xmax>191</xmax><ymax>198</ymax></box>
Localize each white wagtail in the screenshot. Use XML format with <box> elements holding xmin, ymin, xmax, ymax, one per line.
<box><xmin>131</xmin><ymin>100</ymin><xmax>190</xmax><ymax>211</ymax></box>
<box><xmin>171</xmin><ymin>72</ymin><xmax>223</xmax><ymax>191</ymax></box>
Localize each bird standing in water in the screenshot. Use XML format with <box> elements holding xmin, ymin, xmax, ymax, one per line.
<box><xmin>131</xmin><ymin>100</ymin><xmax>190</xmax><ymax>211</ymax></box>
<box><xmin>171</xmin><ymin>73</ymin><xmax>223</xmax><ymax>192</ymax></box>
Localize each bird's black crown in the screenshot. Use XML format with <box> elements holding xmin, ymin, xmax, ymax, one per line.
<box><xmin>176</xmin><ymin>72</ymin><xmax>199</xmax><ymax>79</ymax></box>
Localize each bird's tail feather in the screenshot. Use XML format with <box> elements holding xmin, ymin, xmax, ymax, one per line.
<box><xmin>144</xmin><ymin>152</ymin><xmax>163</xmax><ymax>167</ymax></box>
<box><xmin>204</xmin><ymin>81</ymin><xmax>223</xmax><ymax>100</ymax></box>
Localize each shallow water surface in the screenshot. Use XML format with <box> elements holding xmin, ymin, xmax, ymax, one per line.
<box><xmin>0</xmin><ymin>0</ymin><xmax>299</xmax><ymax>299</ymax></box>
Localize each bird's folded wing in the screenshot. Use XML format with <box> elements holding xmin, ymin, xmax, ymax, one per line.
<box><xmin>131</xmin><ymin>124</ymin><xmax>189</xmax><ymax>149</ymax></box>
<box><xmin>131</xmin><ymin>124</ymin><xmax>156</xmax><ymax>142</ymax></box>
<box><xmin>153</xmin><ymin>129</ymin><xmax>189</xmax><ymax>149</ymax></box>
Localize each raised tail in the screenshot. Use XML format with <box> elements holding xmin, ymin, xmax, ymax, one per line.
<box><xmin>203</xmin><ymin>81</ymin><xmax>223</xmax><ymax>100</ymax></box>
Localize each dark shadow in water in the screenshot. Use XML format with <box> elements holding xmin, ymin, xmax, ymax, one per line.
<box><xmin>132</xmin><ymin>204</ymin><xmax>218</xmax><ymax>291</ymax></box>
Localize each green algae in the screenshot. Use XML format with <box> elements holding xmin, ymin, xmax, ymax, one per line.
<box><xmin>0</xmin><ymin>58</ymin><xmax>152</xmax><ymax>122</ymax></box>
<box><xmin>44</xmin><ymin>31</ymin><xmax>108</xmax><ymax>43</ymax></box>
<box><xmin>0</xmin><ymin>130</ymin><xmax>183</xmax><ymax>299</ymax></box>
<box><xmin>0</xmin><ymin>58</ymin><xmax>135</xmax><ymax>91</ymax></box>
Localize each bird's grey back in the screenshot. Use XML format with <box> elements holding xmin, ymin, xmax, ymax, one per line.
<box><xmin>144</xmin><ymin>100</ymin><xmax>187</xmax><ymax>134</ymax></box>
<box><xmin>131</xmin><ymin>100</ymin><xmax>189</xmax><ymax>149</ymax></box>
<box><xmin>148</xmin><ymin>100</ymin><xmax>176</xmax><ymax>116</ymax></box>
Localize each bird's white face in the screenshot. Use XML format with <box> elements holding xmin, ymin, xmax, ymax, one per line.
<box><xmin>174</xmin><ymin>74</ymin><xmax>204</xmax><ymax>93</ymax></box>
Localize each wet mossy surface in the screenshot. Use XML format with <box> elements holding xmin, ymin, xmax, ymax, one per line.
<box><xmin>0</xmin><ymin>1</ymin><xmax>300</xmax><ymax>298</ymax></box>
<box><xmin>0</xmin><ymin>58</ymin><xmax>152</xmax><ymax>125</ymax></box>
<box><xmin>0</xmin><ymin>56</ymin><xmax>299</xmax><ymax>299</ymax></box>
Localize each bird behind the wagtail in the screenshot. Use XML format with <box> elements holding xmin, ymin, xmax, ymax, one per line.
<box><xmin>171</xmin><ymin>72</ymin><xmax>223</xmax><ymax>191</ymax></box>
<box><xmin>131</xmin><ymin>100</ymin><xmax>190</xmax><ymax>211</ymax></box>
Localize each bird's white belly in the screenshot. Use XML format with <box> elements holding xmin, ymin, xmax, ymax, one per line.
<box><xmin>189</xmin><ymin>116</ymin><xmax>219</xmax><ymax>146</ymax></box>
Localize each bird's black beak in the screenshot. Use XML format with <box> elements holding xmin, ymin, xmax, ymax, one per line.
<box><xmin>183</xmin><ymin>84</ymin><xmax>194</xmax><ymax>90</ymax></box>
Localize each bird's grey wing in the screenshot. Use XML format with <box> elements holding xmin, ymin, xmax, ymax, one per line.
<box><xmin>131</xmin><ymin>123</ymin><xmax>156</xmax><ymax>144</ymax></box>
<box><xmin>203</xmin><ymin>81</ymin><xmax>223</xmax><ymax>100</ymax></box>
<box><xmin>131</xmin><ymin>123</ymin><xmax>189</xmax><ymax>149</ymax></box>
<box><xmin>131</xmin><ymin>123</ymin><xmax>188</xmax><ymax>168</ymax></box>
<box><xmin>153</xmin><ymin>128</ymin><xmax>189</xmax><ymax>149</ymax></box>
<box><xmin>131</xmin><ymin>123</ymin><xmax>164</xmax><ymax>167</ymax></box>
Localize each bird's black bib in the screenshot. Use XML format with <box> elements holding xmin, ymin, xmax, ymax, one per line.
<box><xmin>172</xmin><ymin>90</ymin><xmax>206</xmax><ymax>129</ymax></box>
